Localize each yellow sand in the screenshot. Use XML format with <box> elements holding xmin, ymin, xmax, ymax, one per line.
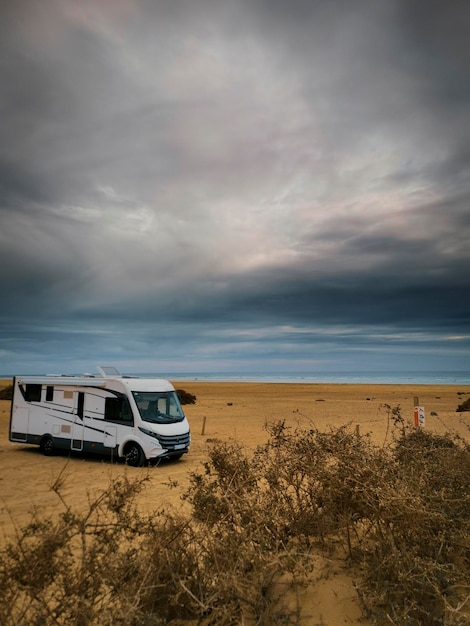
<box><xmin>1</xmin><ymin>379</ymin><xmax>468</xmax><ymax>624</ymax></box>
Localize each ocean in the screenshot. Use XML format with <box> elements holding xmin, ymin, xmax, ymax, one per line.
<box><xmin>2</xmin><ymin>370</ymin><xmax>468</xmax><ymax>385</ymax></box>
<box><xmin>135</xmin><ymin>371</ymin><xmax>470</xmax><ymax>385</ymax></box>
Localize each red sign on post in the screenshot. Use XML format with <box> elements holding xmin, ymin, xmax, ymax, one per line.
<box><xmin>414</xmin><ymin>406</ymin><xmax>425</xmax><ymax>428</ymax></box>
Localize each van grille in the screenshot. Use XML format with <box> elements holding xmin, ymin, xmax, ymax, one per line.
<box><xmin>156</xmin><ymin>432</ymin><xmax>190</xmax><ymax>450</ymax></box>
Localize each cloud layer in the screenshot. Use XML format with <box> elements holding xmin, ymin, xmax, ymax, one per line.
<box><xmin>1</xmin><ymin>0</ymin><xmax>469</xmax><ymax>374</ymax></box>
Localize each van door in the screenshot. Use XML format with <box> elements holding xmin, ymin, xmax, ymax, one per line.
<box><xmin>104</xmin><ymin>425</ymin><xmax>117</xmax><ymax>448</ymax></box>
<box><xmin>71</xmin><ymin>391</ymin><xmax>85</xmax><ymax>451</ymax></box>
<box><xmin>10</xmin><ymin>407</ymin><xmax>29</xmax><ymax>442</ymax></box>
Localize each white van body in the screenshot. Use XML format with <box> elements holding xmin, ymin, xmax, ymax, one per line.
<box><xmin>9</xmin><ymin>367</ymin><xmax>190</xmax><ymax>466</ymax></box>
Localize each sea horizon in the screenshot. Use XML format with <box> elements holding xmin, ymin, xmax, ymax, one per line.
<box><xmin>136</xmin><ymin>370</ymin><xmax>470</xmax><ymax>385</ymax></box>
<box><xmin>2</xmin><ymin>370</ymin><xmax>469</xmax><ymax>386</ymax></box>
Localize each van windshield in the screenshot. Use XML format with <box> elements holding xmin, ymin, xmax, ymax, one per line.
<box><xmin>132</xmin><ymin>391</ymin><xmax>185</xmax><ymax>424</ymax></box>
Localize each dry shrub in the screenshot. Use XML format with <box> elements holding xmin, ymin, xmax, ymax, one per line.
<box><xmin>361</xmin><ymin>425</ymin><xmax>470</xmax><ymax>625</ymax></box>
<box><xmin>175</xmin><ymin>389</ymin><xmax>196</xmax><ymax>405</ymax></box>
<box><xmin>185</xmin><ymin>421</ymin><xmax>470</xmax><ymax>625</ymax></box>
<box><xmin>1</xmin><ymin>415</ymin><xmax>470</xmax><ymax>625</ymax></box>
<box><xmin>0</xmin><ymin>474</ymin><xmax>195</xmax><ymax>625</ymax></box>
<box><xmin>0</xmin><ymin>465</ymin><xmax>298</xmax><ymax>625</ymax></box>
<box><xmin>0</xmin><ymin>383</ymin><xmax>12</xmax><ymax>400</ymax></box>
<box><xmin>253</xmin><ymin>421</ymin><xmax>393</xmax><ymax>550</ymax></box>
<box><xmin>456</xmin><ymin>397</ymin><xmax>470</xmax><ymax>412</ymax></box>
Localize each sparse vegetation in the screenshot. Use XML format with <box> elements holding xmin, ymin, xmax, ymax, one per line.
<box><xmin>1</xmin><ymin>413</ymin><xmax>469</xmax><ymax>625</ymax></box>
<box><xmin>176</xmin><ymin>388</ymin><xmax>196</xmax><ymax>405</ymax></box>
<box><xmin>0</xmin><ymin>384</ymin><xmax>12</xmax><ymax>400</ymax></box>
<box><xmin>456</xmin><ymin>397</ymin><xmax>470</xmax><ymax>412</ymax></box>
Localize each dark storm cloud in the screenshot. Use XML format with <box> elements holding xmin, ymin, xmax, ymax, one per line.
<box><xmin>397</xmin><ymin>0</ymin><xmax>470</xmax><ymax>98</ymax></box>
<box><xmin>1</xmin><ymin>0</ymin><xmax>469</xmax><ymax>373</ymax></box>
<box><xmin>0</xmin><ymin>159</ymin><xmax>51</xmax><ymax>207</ymax></box>
<box><xmin>158</xmin><ymin>264</ymin><xmax>469</xmax><ymax>334</ymax></box>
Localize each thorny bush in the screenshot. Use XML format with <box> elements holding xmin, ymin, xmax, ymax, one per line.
<box><xmin>1</xmin><ymin>411</ymin><xmax>470</xmax><ymax>625</ymax></box>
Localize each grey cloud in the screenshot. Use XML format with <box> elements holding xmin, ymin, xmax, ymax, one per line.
<box><xmin>0</xmin><ymin>160</ymin><xmax>51</xmax><ymax>208</ymax></box>
<box><xmin>1</xmin><ymin>0</ymin><xmax>469</xmax><ymax>373</ymax></box>
<box><xmin>396</xmin><ymin>0</ymin><xmax>470</xmax><ymax>100</ymax></box>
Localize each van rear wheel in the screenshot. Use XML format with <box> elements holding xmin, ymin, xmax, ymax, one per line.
<box><xmin>125</xmin><ymin>443</ymin><xmax>145</xmax><ymax>467</ymax></box>
<box><xmin>41</xmin><ymin>436</ymin><xmax>55</xmax><ymax>457</ymax></box>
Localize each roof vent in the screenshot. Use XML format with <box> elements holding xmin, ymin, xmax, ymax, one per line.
<box><xmin>97</xmin><ymin>365</ymin><xmax>122</xmax><ymax>377</ymax></box>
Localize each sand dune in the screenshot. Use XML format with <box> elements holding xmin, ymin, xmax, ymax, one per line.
<box><xmin>1</xmin><ymin>379</ymin><xmax>468</xmax><ymax>624</ymax></box>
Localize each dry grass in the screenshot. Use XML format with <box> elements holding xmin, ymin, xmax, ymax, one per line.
<box><xmin>1</xmin><ymin>409</ymin><xmax>469</xmax><ymax>625</ymax></box>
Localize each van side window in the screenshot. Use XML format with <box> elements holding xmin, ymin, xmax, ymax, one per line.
<box><xmin>46</xmin><ymin>386</ymin><xmax>54</xmax><ymax>401</ymax></box>
<box><xmin>105</xmin><ymin>397</ymin><xmax>133</xmax><ymax>423</ymax></box>
<box><xmin>24</xmin><ymin>384</ymin><xmax>42</xmax><ymax>402</ymax></box>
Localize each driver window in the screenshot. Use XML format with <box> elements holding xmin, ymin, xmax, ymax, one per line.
<box><xmin>105</xmin><ymin>397</ymin><xmax>133</xmax><ymax>423</ymax></box>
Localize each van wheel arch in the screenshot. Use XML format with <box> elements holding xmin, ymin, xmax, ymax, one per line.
<box><xmin>123</xmin><ymin>442</ymin><xmax>145</xmax><ymax>467</ymax></box>
<box><xmin>40</xmin><ymin>435</ymin><xmax>55</xmax><ymax>457</ymax></box>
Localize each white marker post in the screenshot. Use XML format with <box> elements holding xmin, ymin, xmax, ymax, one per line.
<box><xmin>413</xmin><ymin>396</ymin><xmax>425</xmax><ymax>428</ymax></box>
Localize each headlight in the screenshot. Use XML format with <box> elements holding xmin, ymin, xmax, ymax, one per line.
<box><xmin>138</xmin><ymin>426</ymin><xmax>160</xmax><ymax>441</ymax></box>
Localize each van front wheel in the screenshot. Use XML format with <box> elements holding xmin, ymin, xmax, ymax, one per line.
<box><xmin>124</xmin><ymin>443</ymin><xmax>145</xmax><ymax>467</ymax></box>
<box><xmin>41</xmin><ymin>436</ymin><xmax>55</xmax><ymax>457</ymax></box>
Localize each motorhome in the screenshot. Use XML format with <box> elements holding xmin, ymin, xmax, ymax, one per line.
<box><xmin>9</xmin><ymin>366</ymin><xmax>190</xmax><ymax>466</ymax></box>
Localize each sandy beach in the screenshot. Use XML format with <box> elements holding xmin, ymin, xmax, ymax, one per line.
<box><xmin>1</xmin><ymin>379</ymin><xmax>469</xmax><ymax>624</ymax></box>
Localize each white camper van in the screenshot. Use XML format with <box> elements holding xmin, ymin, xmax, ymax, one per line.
<box><xmin>9</xmin><ymin>367</ymin><xmax>190</xmax><ymax>466</ymax></box>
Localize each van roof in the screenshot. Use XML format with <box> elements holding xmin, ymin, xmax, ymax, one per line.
<box><xmin>15</xmin><ymin>374</ymin><xmax>175</xmax><ymax>392</ymax></box>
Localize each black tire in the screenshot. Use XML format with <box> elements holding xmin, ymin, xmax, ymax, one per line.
<box><xmin>41</xmin><ymin>436</ymin><xmax>55</xmax><ymax>457</ymax></box>
<box><xmin>125</xmin><ymin>443</ymin><xmax>145</xmax><ymax>467</ymax></box>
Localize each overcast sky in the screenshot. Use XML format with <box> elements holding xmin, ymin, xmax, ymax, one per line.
<box><xmin>1</xmin><ymin>0</ymin><xmax>469</xmax><ymax>375</ymax></box>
